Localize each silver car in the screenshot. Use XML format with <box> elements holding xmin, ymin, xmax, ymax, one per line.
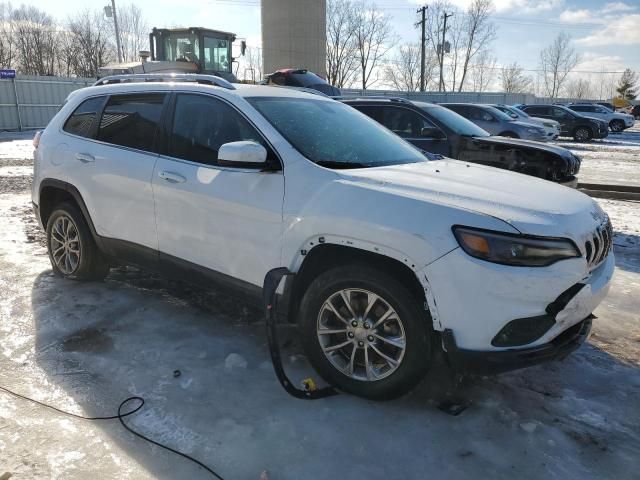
<box><xmin>490</xmin><ymin>104</ymin><xmax>560</xmax><ymax>141</ymax></box>
<box><xmin>441</xmin><ymin>103</ymin><xmax>548</xmax><ymax>141</ymax></box>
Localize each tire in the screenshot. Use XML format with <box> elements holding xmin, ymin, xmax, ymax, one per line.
<box><xmin>609</xmin><ymin>120</ymin><xmax>624</xmax><ymax>133</ymax></box>
<box><xmin>298</xmin><ymin>264</ymin><xmax>432</xmax><ymax>400</ymax></box>
<box><xmin>46</xmin><ymin>202</ymin><xmax>110</xmax><ymax>281</ymax></box>
<box><xmin>499</xmin><ymin>131</ymin><xmax>519</xmax><ymax>138</ymax></box>
<box><xmin>573</xmin><ymin>126</ymin><xmax>593</xmax><ymax>142</ymax></box>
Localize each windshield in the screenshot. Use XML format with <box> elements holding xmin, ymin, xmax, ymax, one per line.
<box><xmin>422</xmin><ymin>105</ymin><xmax>489</xmax><ymax>137</ymax></box>
<box><xmin>497</xmin><ymin>105</ymin><xmax>528</xmax><ymax>119</ymax></box>
<box><xmin>248</xmin><ymin>97</ymin><xmax>427</xmax><ymax>168</ymax></box>
<box><xmin>487</xmin><ymin>106</ymin><xmax>517</xmax><ymax>122</ymax></box>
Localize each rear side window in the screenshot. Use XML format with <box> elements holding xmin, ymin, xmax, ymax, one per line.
<box><xmin>168</xmin><ymin>93</ymin><xmax>267</xmax><ymax>166</ymax></box>
<box><xmin>98</xmin><ymin>93</ymin><xmax>166</xmax><ymax>152</ymax></box>
<box><xmin>570</xmin><ymin>106</ymin><xmax>589</xmax><ymax>112</ymax></box>
<box><xmin>524</xmin><ymin>106</ymin><xmax>548</xmax><ymax>116</ymax></box>
<box><xmin>63</xmin><ymin>97</ymin><xmax>105</xmax><ymax>138</ymax></box>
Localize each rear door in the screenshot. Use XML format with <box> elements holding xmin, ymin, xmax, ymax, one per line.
<box><xmin>152</xmin><ymin>92</ymin><xmax>284</xmax><ymax>287</ymax></box>
<box><xmin>67</xmin><ymin>92</ymin><xmax>166</xmax><ymax>252</ymax></box>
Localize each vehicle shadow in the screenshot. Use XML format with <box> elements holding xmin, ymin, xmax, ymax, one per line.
<box><xmin>29</xmin><ymin>266</ymin><xmax>640</xmax><ymax>480</ymax></box>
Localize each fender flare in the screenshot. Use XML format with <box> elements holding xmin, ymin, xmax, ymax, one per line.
<box><xmin>286</xmin><ymin>234</ymin><xmax>443</xmax><ymax>331</ymax></box>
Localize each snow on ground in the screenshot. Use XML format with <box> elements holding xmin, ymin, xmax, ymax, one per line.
<box><xmin>554</xmin><ymin>123</ymin><xmax>640</xmax><ymax>186</ymax></box>
<box><xmin>0</xmin><ymin>134</ymin><xmax>639</xmax><ymax>479</ymax></box>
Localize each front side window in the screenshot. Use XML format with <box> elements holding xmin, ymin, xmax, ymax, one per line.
<box><xmin>98</xmin><ymin>93</ymin><xmax>166</xmax><ymax>152</ymax></box>
<box><xmin>423</xmin><ymin>105</ymin><xmax>489</xmax><ymax>137</ymax></box>
<box><xmin>168</xmin><ymin>94</ymin><xmax>266</xmax><ymax>166</ymax></box>
<box><xmin>552</xmin><ymin>107</ymin><xmax>572</xmax><ymax>119</ymax></box>
<box><xmin>468</xmin><ymin>107</ymin><xmax>495</xmax><ymax>122</ymax></box>
<box><xmin>63</xmin><ymin>96</ymin><xmax>105</xmax><ymax>138</ymax></box>
<box><xmin>248</xmin><ymin>97</ymin><xmax>426</xmax><ymax>169</ymax></box>
<box><xmin>381</xmin><ymin>107</ymin><xmax>436</xmax><ymax>138</ymax></box>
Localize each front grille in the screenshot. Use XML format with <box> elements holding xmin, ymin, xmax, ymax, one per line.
<box><xmin>584</xmin><ymin>217</ymin><xmax>613</xmax><ymax>269</ymax></box>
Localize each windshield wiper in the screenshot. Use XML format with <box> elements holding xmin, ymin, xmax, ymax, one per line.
<box><xmin>316</xmin><ymin>160</ymin><xmax>371</xmax><ymax>169</ymax></box>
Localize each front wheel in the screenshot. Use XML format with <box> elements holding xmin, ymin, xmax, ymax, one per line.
<box><xmin>573</xmin><ymin>127</ymin><xmax>593</xmax><ymax>142</ymax></box>
<box><xmin>298</xmin><ymin>265</ymin><xmax>432</xmax><ymax>400</ymax></box>
<box><xmin>609</xmin><ymin>120</ymin><xmax>624</xmax><ymax>133</ymax></box>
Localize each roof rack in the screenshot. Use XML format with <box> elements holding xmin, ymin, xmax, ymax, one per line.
<box><xmin>93</xmin><ymin>73</ymin><xmax>236</xmax><ymax>90</ymax></box>
<box><xmin>336</xmin><ymin>96</ymin><xmax>413</xmax><ymax>104</ymax></box>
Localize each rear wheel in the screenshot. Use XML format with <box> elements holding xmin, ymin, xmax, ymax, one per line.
<box><xmin>46</xmin><ymin>202</ymin><xmax>110</xmax><ymax>281</ymax></box>
<box><xmin>298</xmin><ymin>265</ymin><xmax>432</xmax><ymax>400</ymax></box>
<box><xmin>609</xmin><ymin>120</ymin><xmax>624</xmax><ymax>133</ymax></box>
<box><xmin>573</xmin><ymin>127</ymin><xmax>592</xmax><ymax>142</ymax></box>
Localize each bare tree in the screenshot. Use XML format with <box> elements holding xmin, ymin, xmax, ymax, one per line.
<box><xmin>55</xmin><ymin>31</ymin><xmax>80</xmax><ymax>77</ymax></box>
<box><xmin>67</xmin><ymin>10</ymin><xmax>114</xmax><ymax>77</ymax></box>
<box><xmin>326</xmin><ymin>0</ymin><xmax>359</xmax><ymax>88</ymax></box>
<box><xmin>500</xmin><ymin>62</ymin><xmax>533</xmax><ymax>94</ymax></box>
<box><xmin>470</xmin><ymin>49</ymin><xmax>496</xmax><ymax>92</ymax></box>
<box><xmin>383</xmin><ymin>42</ymin><xmax>437</xmax><ymax>91</ymax></box>
<box><xmin>114</xmin><ymin>3</ymin><xmax>149</xmax><ymax>62</ymax></box>
<box><xmin>539</xmin><ymin>32</ymin><xmax>580</xmax><ymax>99</ymax></box>
<box><xmin>0</xmin><ymin>2</ymin><xmax>15</xmax><ymax>68</ymax></box>
<box><xmin>456</xmin><ymin>0</ymin><xmax>496</xmax><ymax>92</ymax></box>
<box><xmin>243</xmin><ymin>46</ymin><xmax>263</xmax><ymax>82</ymax></box>
<box><xmin>11</xmin><ymin>5</ymin><xmax>58</xmax><ymax>75</ymax></box>
<box><xmin>565</xmin><ymin>78</ymin><xmax>592</xmax><ymax>99</ymax></box>
<box><xmin>353</xmin><ymin>0</ymin><xmax>395</xmax><ymax>90</ymax></box>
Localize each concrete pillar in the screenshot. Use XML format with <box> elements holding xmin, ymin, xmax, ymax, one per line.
<box><xmin>261</xmin><ymin>0</ymin><xmax>327</xmax><ymax>77</ymax></box>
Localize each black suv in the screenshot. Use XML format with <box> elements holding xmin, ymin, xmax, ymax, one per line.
<box><xmin>341</xmin><ymin>98</ymin><xmax>580</xmax><ymax>186</ymax></box>
<box><xmin>519</xmin><ymin>104</ymin><xmax>609</xmax><ymax>141</ymax></box>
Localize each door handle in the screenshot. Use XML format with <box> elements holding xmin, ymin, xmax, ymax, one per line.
<box><xmin>158</xmin><ymin>171</ymin><xmax>186</xmax><ymax>184</ymax></box>
<box><xmin>75</xmin><ymin>153</ymin><xmax>95</xmax><ymax>163</ymax></box>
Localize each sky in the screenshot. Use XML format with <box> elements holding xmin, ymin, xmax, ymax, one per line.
<box><xmin>27</xmin><ymin>0</ymin><xmax>640</xmax><ymax>86</ymax></box>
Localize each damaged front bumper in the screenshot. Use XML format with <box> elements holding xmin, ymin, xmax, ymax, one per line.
<box><xmin>442</xmin><ymin>315</ymin><xmax>593</xmax><ymax>374</ymax></box>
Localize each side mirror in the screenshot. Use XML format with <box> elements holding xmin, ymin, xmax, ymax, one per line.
<box><xmin>420</xmin><ymin>127</ymin><xmax>445</xmax><ymax>139</ymax></box>
<box><xmin>218</xmin><ymin>141</ymin><xmax>267</xmax><ymax>166</ymax></box>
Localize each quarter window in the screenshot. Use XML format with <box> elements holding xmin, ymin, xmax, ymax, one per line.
<box><xmin>63</xmin><ymin>96</ymin><xmax>105</xmax><ymax>138</ymax></box>
<box><xmin>97</xmin><ymin>94</ymin><xmax>166</xmax><ymax>152</ymax></box>
<box><xmin>168</xmin><ymin>94</ymin><xmax>266</xmax><ymax>166</ymax></box>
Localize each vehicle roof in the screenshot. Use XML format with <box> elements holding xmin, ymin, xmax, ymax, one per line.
<box><xmin>340</xmin><ymin>97</ymin><xmax>439</xmax><ymax>108</ymax></box>
<box><xmin>70</xmin><ymin>82</ymin><xmax>331</xmax><ymax>102</ymax></box>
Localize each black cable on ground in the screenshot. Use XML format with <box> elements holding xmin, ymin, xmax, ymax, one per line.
<box><xmin>0</xmin><ymin>385</ymin><xmax>224</xmax><ymax>480</ymax></box>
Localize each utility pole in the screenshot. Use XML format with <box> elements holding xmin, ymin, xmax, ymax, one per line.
<box><xmin>415</xmin><ymin>6</ymin><xmax>427</xmax><ymax>92</ymax></box>
<box><xmin>111</xmin><ymin>0</ymin><xmax>123</xmax><ymax>63</ymax></box>
<box><xmin>439</xmin><ymin>12</ymin><xmax>453</xmax><ymax>92</ymax></box>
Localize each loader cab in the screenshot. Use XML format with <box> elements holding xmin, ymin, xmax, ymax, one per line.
<box><xmin>149</xmin><ymin>27</ymin><xmax>240</xmax><ymax>82</ymax></box>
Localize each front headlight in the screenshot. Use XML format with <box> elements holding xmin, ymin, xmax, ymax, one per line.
<box><xmin>452</xmin><ymin>226</ymin><xmax>580</xmax><ymax>267</ymax></box>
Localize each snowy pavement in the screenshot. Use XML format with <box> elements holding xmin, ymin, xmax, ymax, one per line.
<box><xmin>0</xmin><ymin>132</ymin><xmax>639</xmax><ymax>479</ymax></box>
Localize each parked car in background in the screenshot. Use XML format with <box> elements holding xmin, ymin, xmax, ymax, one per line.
<box><xmin>341</xmin><ymin>97</ymin><xmax>580</xmax><ymax>186</ymax></box>
<box><xmin>567</xmin><ymin>104</ymin><xmax>635</xmax><ymax>132</ymax></box>
<box><xmin>440</xmin><ymin>103</ymin><xmax>548</xmax><ymax>141</ymax></box>
<box><xmin>597</xmin><ymin>102</ymin><xmax>616</xmax><ymax>112</ymax></box>
<box><xmin>262</xmin><ymin>69</ymin><xmax>341</xmax><ymax>96</ymax></box>
<box><xmin>490</xmin><ymin>104</ymin><xmax>560</xmax><ymax>140</ymax></box>
<box><xmin>32</xmin><ymin>75</ymin><xmax>614</xmax><ymax>399</ymax></box>
<box><xmin>631</xmin><ymin>105</ymin><xmax>640</xmax><ymax>119</ymax></box>
<box><xmin>519</xmin><ymin>105</ymin><xmax>609</xmax><ymax>141</ymax></box>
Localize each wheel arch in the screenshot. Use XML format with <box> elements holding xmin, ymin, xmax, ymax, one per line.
<box><xmin>281</xmin><ymin>242</ymin><xmax>436</xmax><ymax>331</ymax></box>
<box><xmin>38</xmin><ymin>179</ymin><xmax>102</xmax><ymax>248</ymax></box>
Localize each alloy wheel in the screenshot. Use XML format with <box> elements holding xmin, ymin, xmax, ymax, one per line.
<box><xmin>316</xmin><ymin>288</ymin><xmax>406</xmax><ymax>381</ymax></box>
<box><xmin>50</xmin><ymin>214</ymin><xmax>81</xmax><ymax>275</ymax></box>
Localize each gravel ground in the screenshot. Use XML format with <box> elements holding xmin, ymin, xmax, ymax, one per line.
<box><xmin>0</xmin><ymin>130</ymin><xmax>639</xmax><ymax>479</ymax></box>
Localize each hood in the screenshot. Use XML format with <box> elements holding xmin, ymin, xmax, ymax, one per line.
<box><xmin>581</xmin><ymin>115</ymin><xmax>607</xmax><ymax>126</ymax></box>
<box><xmin>532</xmin><ymin>116</ymin><xmax>559</xmax><ymax>127</ymax></box>
<box><xmin>474</xmin><ymin>135</ymin><xmax>573</xmax><ymax>157</ymax></box>
<box><xmin>338</xmin><ymin>160</ymin><xmax>602</xmax><ymax>241</ymax></box>
<box><xmin>511</xmin><ymin>120</ymin><xmax>545</xmax><ymax>130</ymax></box>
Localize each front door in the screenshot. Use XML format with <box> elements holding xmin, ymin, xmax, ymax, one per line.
<box><xmin>152</xmin><ymin>93</ymin><xmax>284</xmax><ymax>287</ymax></box>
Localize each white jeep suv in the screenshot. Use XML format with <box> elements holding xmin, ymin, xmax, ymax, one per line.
<box><xmin>32</xmin><ymin>75</ymin><xmax>614</xmax><ymax>400</ymax></box>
